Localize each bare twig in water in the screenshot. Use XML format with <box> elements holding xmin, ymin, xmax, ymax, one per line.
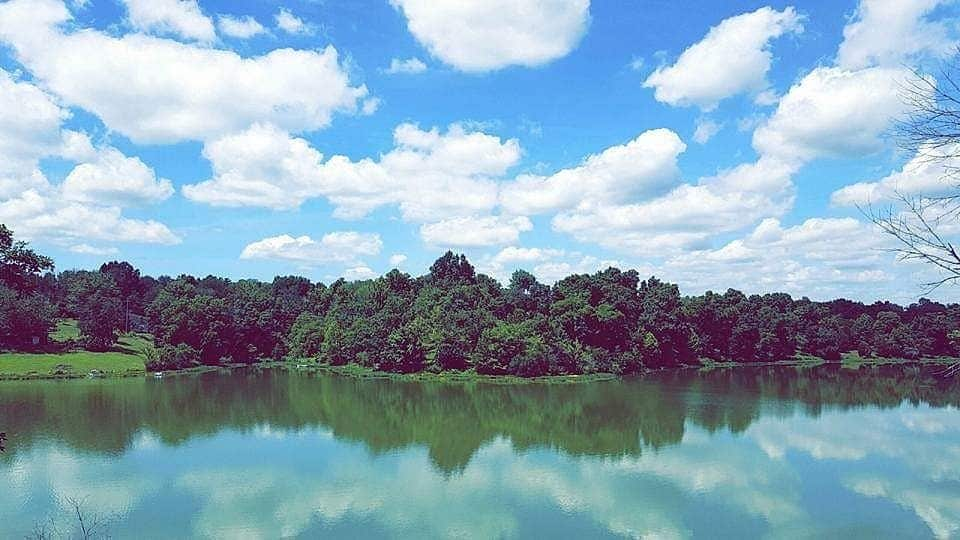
<box><xmin>28</xmin><ymin>496</ymin><xmax>112</xmax><ymax>539</ymax></box>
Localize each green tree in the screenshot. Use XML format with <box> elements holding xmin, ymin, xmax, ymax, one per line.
<box><xmin>64</xmin><ymin>271</ymin><xmax>124</xmax><ymax>351</ymax></box>
<box><xmin>0</xmin><ymin>224</ymin><xmax>53</xmax><ymax>291</ymax></box>
<box><xmin>0</xmin><ymin>225</ymin><xmax>56</xmax><ymax>350</ymax></box>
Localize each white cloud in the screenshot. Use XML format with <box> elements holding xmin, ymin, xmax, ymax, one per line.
<box><xmin>693</xmin><ymin>118</ymin><xmax>721</xmax><ymax>144</ymax></box>
<box><xmin>121</xmin><ymin>0</ymin><xmax>215</xmax><ymax>43</ymax></box>
<box><xmin>832</xmin><ymin>145</ymin><xmax>960</xmax><ymax>206</ymax></box>
<box><xmin>500</xmin><ymin>134</ymin><xmax>794</xmax><ymax>254</ymax></box>
<box><xmin>643</xmin><ymin>6</ymin><xmax>803</xmax><ymax>110</ymax></box>
<box><xmin>754</xmin><ymin>88</ymin><xmax>780</xmax><ymax>106</ymax></box>
<box><xmin>217</xmin><ymin>15</ymin><xmax>266</xmax><ymax>39</ymax></box>
<box><xmin>500</xmin><ymin>128</ymin><xmax>685</xmax><ymax>215</ymax></box>
<box><xmin>58</xmin><ymin>130</ymin><xmax>97</xmax><ymax>162</ymax></box>
<box><xmin>0</xmin><ymin>67</ymin><xmax>179</xmax><ymax>248</ymax></box>
<box><xmin>240</xmin><ymin>232</ymin><xmax>383</xmax><ymax>266</ymax></box>
<box><xmin>275</xmin><ymin>8</ymin><xmax>310</xmax><ymax>35</ymax></box>
<box><xmin>0</xmin><ymin>189</ymin><xmax>181</xmax><ymax>246</ymax></box>
<box><xmin>753</xmin><ymin>66</ymin><xmax>910</xmax><ymax>163</ymax></box>
<box><xmin>0</xmin><ymin>0</ymin><xmax>368</xmax><ymax>144</ymax></box>
<box><xmin>69</xmin><ymin>243</ymin><xmax>119</xmax><ymax>256</ymax></box>
<box><xmin>420</xmin><ymin>215</ymin><xmax>532</xmax><ymax>247</ymax></box>
<box><xmin>384</xmin><ymin>57</ymin><xmax>428</xmax><ymax>74</ymax></box>
<box><xmin>0</xmin><ymin>69</ymin><xmax>66</xmax><ymax>183</ymax></box>
<box><xmin>479</xmin><ymin>246</ymin><xmax>617</xmax><ymax>283</ymax></box>
<box><xmin>836</xmin><ymin>0</ymin><xmax>956</xmax><ymax>70</ymax></box>
<box><xmin>360</xmin><ymin>97</ymin><xmax>380</xmax><ymax>116</ymax></box>
<box><xmin>184</xmin><ymin>122</ymin><xmax>521</xmax><ymax>222</ymax></box>
<box><xmin>183</xmin><ymin>123</ymin><xmax>327</xmax><ymax>210</ymax></box>
<box><xmin>529</xmin><ymin>256</ymin><xmax>621</xmax><ymax>283</ymax></box>
<box><xmin>388</xmin><ymin>254</ymin><xmax>407</xmax><ymax>267</ymax></box>
<box><xmin>490</xmin><ymin>246</ymin><xmax>564</xmax><ymax>266</ymax></box>
<box><xmin>61</xmin><ymin>148</ymin><xmax>174</xmax><ymax>206</ymax></box>
<box><xmin>390</xmin><ymin>0</ymin><xmax>590</xmax><ymax>72</ymax></box>
<box><xmin>656</xmin><ymin>217</ymin><xmax>905</xmax><ymax>299</ymax></box>
<box><xmin>549</xmin><ymin>180</ymin><xmax>789</xmax><ymax>255</ymax></box>
<box><xmin>342</xmin><ymin>266</ymin><xmax>378</xmax><ymax>280</ymax></box>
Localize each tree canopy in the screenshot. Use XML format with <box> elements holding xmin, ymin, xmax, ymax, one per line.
<box><xmin>2</xmin><ymin>232</ymin><xmax>959</xmax><ymax>376</ymax></box>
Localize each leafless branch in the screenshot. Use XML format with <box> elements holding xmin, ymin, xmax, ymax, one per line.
<box><xmin>864</xmin><ymin>192</ymin><xmax>960</xmax><ymax>293</ymax></box>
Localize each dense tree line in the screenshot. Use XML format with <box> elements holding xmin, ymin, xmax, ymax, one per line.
<box><xmin>2</xmin><ymin>225</ymin><xmax>960</xmax><ymax>375</ymax></box>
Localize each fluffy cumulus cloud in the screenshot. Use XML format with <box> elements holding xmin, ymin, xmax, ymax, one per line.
<box><xmin>384</xmin><ymin>57</ymin><xmax>428</xmax><ymax>74</ymax></box>
<box><xmin>240</xmin><ymin>232</ymin><xmax>382</xmax><ymax>267</ymax></box>
<box><xmin>643</xmin><ymin>6</ymin><xmax>803</xmax><ymax>110</ymax></box>
<box><xmin>549</xmin><ymin>181</ymin><xmax>793</xmax><ymax>255</ymax></box>
<box><xmin>0</xmin><ymin>69</ymin><xmax>66</xmax><ymax>190</ymax></box>
<box><xmin>500</xmin><ymin>128</ymin><xmax>686</xmax><ymax>215</ymax></box>
<box><xmin>61</xmin><ymin>148</ymin><xmax>174</xmax><ymax>206</ymax></box>
<box><xmin>420</xmin><ymin>215</ymin><xmax>532</xmax><ymax>247</ymax></box>
<box><xmin>0</xmin><ymin>189</ymin><xmax>180</xmax><ymax>246</ymax></box>
<box><xmin>121</xmin><ymin>0</ymin><xmax>215</xmax><ymax>43</ymax></box>
<box><xmin>0</xmin><ymin>68</ymin><xmax>179</xmax><ymax>248</ymax></box>
<box><xmin>183</xmin><ymin>123</ymin><xmax>327</xmax><ymax>209</ymax></box>
<box><xmin>500</xmin><ymin>134</ymin><xmax>795</xmax><ymax>254</ymax></box>
<box><xmin>390</xmin><ymin>0</ymin><xmax>590</xmax><ymax>72</ymax></box>
<box><xmin>0</xmin><ymin>0</ymin><xmax>369</xmax><ymax>144</ymax></box>
<box><xmin>836</xmin><ymin>0</ymin><xmax>956</xmax><ymax>70</ymax></box>
<box><xmin>832</xmin><ymin>145</ymin><xmax>960</xmax><ymax>206</ymax></box>
<box><xmin>753</xmin><ymin>66</ymin><xmax>910</xmax><ymax>163</ymax></box>
<box><xmin>217</xmin><ymin>15</ymin><xmax>266</xmax><ymax>39</ymax></box>
<box><xmin>184</xmin><ymin>122</ymin><xmax>521</xmax><ymax>223</ymax></box>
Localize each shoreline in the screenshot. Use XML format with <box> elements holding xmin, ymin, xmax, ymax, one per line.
<box><xmin>2</xmin><ymin>354</ymin><xmax>957</xmax><ymax>383</ymax></box>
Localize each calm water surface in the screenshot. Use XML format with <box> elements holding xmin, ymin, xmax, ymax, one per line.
<box><xmin>1</xmin><ymin>366</ymin><xmax>959</xmax><ymax>539</ymax></box>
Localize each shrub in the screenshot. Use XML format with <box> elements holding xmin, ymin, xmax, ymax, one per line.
<box><xmin>145</xmin><ymin>343</ymin><xmax>201</xmax><ymax>371</ymax></box>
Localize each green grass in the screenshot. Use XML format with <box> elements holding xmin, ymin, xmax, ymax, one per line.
<box><xmin>0</xmin><ymin>319</ymin><xmax>151</xmax><ymax>379</ymax></box>
<box><xmin>0</xmin><ymin>351</ymin><xmax>145</xmax><ymax>378</ymax></box>
<box><xmin>50</xmin><ymin>319</ymin><xmax>80</xmax><ymax>342</ymax></box>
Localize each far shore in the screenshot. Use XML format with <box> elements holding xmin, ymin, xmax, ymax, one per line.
<box><xmin>2</xmin><ymin>353</ymin><xmax>957</xmax><ymax>383</ymax></box>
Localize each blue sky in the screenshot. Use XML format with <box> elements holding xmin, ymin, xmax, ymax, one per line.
<box><xmin>1</xmin><ymin>0</ymin><xmax>959</xmax><ymax>302</ymax></box>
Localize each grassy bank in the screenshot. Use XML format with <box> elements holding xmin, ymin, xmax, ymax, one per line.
<box><xmin>0</xmin><ymin>351</ymin><xmax>145</xmax><ymax>379</ymax></box>
<box><xmin>0</xmin><ymin>323</ymin><xmax>149</xmax><ymax>380</ymax></box>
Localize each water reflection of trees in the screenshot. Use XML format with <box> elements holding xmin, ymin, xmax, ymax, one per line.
<box><xmin>1</xmin><ymin>366</ymin><xmax>958</xmax><ymax>473</ymax></box>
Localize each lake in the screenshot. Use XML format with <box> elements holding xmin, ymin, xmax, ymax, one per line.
<box><xmin>1</xmin><ymin>366</ymin><xmax>959</xmax><ymax>539</ymax></box>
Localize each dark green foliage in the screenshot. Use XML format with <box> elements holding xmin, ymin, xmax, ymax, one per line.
<box><xmin>0</xmin><ymin>226</ymin><xmax>57</xmax><ymax>350</ymax></box>
<box><xmin>146</xmin><ymin>277</ymin><xmax>234</xmax><ymax>365</ymax></box>
<box><xmin>287</xmin><ymin>312</ymin><xmax>325</xmax><ymax>359</ymax></box>
<box><xmin>146</xmin><ymin>343</ymin><xmax>201</xmax><ymax>371</ymax></box>
<box><xmin>63</xmin><ymin>271</ymin><xmax>124</xmax><ymax>351</ymax></box>
<box><xmin>7</xmin><ymin>241</ymin><xmax>960</xmax><ymax>375</ymax></box>
<box><xmin>0</xmin><ymin>284</ymin><xmax>56</xmax><ymax>349</ymax></box>
<box><xmin>0</xmin><ymin>224</ymin><xmax>53</xmax><ymax>291</ymax></box>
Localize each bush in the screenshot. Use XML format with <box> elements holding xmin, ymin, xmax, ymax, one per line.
<box><xmin>145</xmin><ymin>343</ymin><xmax>201</xmax><ymax>371</ymax></box>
